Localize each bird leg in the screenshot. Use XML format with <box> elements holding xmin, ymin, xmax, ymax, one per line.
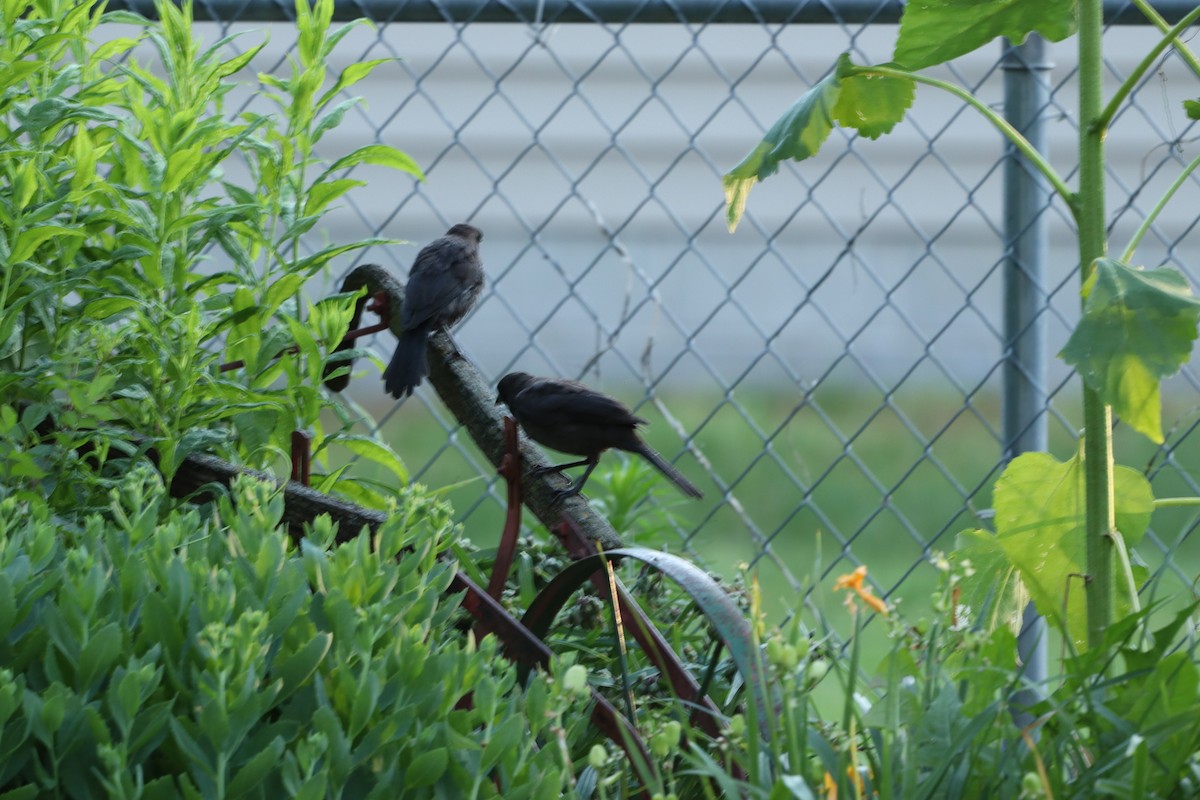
<box><xmin>529</xmin><ymin>456</ymin><xmax>600</xmax><ymax>497</ymax></box>
<box><xmin>529</xmin><ymin>456</ymin><xmax>594</xmax><ymax>477</ymax></box>
<box><xmin>559</xmin><ymin>458</ymin><xmax>601</xmax><ymax>498</ymax></box>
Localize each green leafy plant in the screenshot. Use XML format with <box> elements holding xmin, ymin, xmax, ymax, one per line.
<box><xmin>0</xmin><ymin>469</ymin><xmax>598</xmax><ymax>798</ymax></box>
<box><xmin>0</xmin><ymin>0</ymin><xmax>412</xmax><ymax>507</ymax></box>
<box><xmin>723</xmin><ymin>0</ymin><xmax>1200</xmax><ymax>650</ymax></box>
<box><xmin>588</xmin><ymin>459</ymin><xmax>694</xmax><ymax>545</ymax></box>
<box><xmin>663</xmin><ymin>558</ymin><xmax>1200</xmax><ymax>797</ymax></box>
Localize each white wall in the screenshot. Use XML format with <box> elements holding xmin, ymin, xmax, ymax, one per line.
<box><xmin>196</xmin><ymin>19</ymin><xmax>1200</xmax><ymax>394</ymax></box>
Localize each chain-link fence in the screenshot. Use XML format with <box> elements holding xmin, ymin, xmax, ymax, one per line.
<box><xmin>116</xmin><ymin>1</ymin><xmax>1200</xmax><ymax>622</ymax></box>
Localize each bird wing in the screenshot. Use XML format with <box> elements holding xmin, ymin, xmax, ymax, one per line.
<box><xmin>401</xmin><ymin>237</ymin><xmax>483</xmax><ymax>330</ymax></box>
<box><xmin>519</xmin><ymin>378</ymin><xmax>646</xmax><ymax>427</ymax></box>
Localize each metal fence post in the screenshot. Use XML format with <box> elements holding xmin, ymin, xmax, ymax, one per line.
<box><xmin>1001</xmin><ymin>34</ymin><xmax>1053</xmax><ymax>723</ymax></box>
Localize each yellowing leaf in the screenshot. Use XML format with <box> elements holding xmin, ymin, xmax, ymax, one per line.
<box><xmin>1060</xmin><ymin>258</ymin><xmax>1200</xmax><ymax>443</ymax></box>
<box><xmin>722</xmin><ymin>73</ymin><xmax>839</xmax><ymax>232</ymax></box>
<box><xmin>722</xmin><ymin>57</ymin><xmax>913</xmax><ymax>231</ymax></box>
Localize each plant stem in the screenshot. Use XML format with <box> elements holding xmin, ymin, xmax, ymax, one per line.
<box><xmin>1078</xmin><ymin>0</ymin><xmax>1116</xmax><ymax>651</ymax></box>
<box><xmin>1110</xmin><ymin>524</ymin><xmax>1141</xmax><ymax>617</ymax></box>
<box><xmin>1129</xmin><ymin>0</ymin><xmax>1200</xmax><ymax>79</ymax></box>
<box><xmin>1153</xmin><ymin>496</ymin><xmax>1200</xmax><ymax>508</ymax></box>
<box><xmin>857</xmin><ymin>65</ymin><xmax>1074</xmax><ymax>209</ymax></box>
<box><xmin>1096</xmin><ymin>4</ymin><xmax>1200</xmax><ymax>133</ymax></box>
<box><xmin>1121</xmin><ymin>152</ymin><xmax>1200</xmax><ymax>262</ymax></box>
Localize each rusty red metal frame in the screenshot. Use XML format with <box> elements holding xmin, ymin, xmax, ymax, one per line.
<box><xmin>215</xmin><ymin>293</ymin><xmax>393</xmax><ymax>487</ymax></box>
<box><xmin>488</xmin><ymin>418</ymin><xmax>525</xmax><ymax>600</ymax></box>
<box><xmin>484</xmin><ymin>415</ymin><xmax>736</xmax><ymax>754</ymax></box>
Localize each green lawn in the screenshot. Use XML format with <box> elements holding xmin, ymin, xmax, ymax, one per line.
<box><xmin>336</xmin><ymin>381</ymin><xmax>1200</xmax><ymax>651</ymax></box>
<box><xmin>338</xmin><ymin>385</ymin><xmax>998</xmax><ymax>624</ymax></box>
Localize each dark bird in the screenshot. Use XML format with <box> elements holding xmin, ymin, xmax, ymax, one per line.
<box><xmin>496</xmin><ymin>371</ymin><xmax>703</xmax><ymax>499</ymax></box>
<box><xmin>383</xmin><ymin>223</ymin><xmax>485</xmax><ymax>398</ymax></box>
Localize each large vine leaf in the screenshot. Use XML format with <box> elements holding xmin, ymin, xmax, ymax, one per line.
<box><xmin>894</xmin><ymin>0</ymin><xmax>1077</xmax><ymax>71</ymax></box>
<box><xmin>721</xmin><ymin>74</ymin><xmax>838</xmax><ymax>232</ymax></box>
<box><xmin>723</xmin><ymin>55</ymin><xmax>913</xmax><ymax>231</ymax></box>
<box><xmin>1060</xmin><ymin>258</ymin><xmax>1200</xmax><ymax>443</ymax></box>
<box><xmin>955</xmin><ymin>528</ymin><xmax>1025</xmax><ymax>633</ymax></box>
<box><xmin>962</xmin><ymin>452</ymin><xmax>1154</xmax><ymax>652</ymax></box>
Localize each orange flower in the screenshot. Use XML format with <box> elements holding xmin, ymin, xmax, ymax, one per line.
<box><xmin>834</xmin><ymin>565</ymin><xmax>888</xmax><ymax>615</ymax></box>
<box><xmin>823</xmin><ymin>765</ymin><xmax>869</xmax><ymax>798</ymax></box>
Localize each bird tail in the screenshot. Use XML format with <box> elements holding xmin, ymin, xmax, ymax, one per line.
<box><xmin>630</xmin><ymin>441</ymin><xmax>704</xmax><ymax>499</ymax></box>
<box><xmin>382</xmin><ymin>330</ymin><xmax>429</xmax><ymax>398</ymax></box>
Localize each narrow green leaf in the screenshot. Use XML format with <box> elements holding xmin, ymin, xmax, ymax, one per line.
<box><xmin>264</xmin><ymin>273</ymin><xmax>305</xmax><ymax>316</ymax></box>
<box><xmin>776</xmin><ymin>776</ymin><xmax>817</xmax><ymax>800</ymax></box>
<box><xmin>78</xmin><ymin>623</ymin><xmax>123</xmax><ymax>690</ymax></box>
<box><xmin>325</xmin><ymin>144</ymin><xmax>424</xmax><ymax>180</ymax></box>
<box><xmin>0</xmin><ymin>786</ymin><xmax>39</xmax><ymax>800</ymax></box>
<box><xmin>173</xmin><ymin>429</ymin><xmax>232</xmax><ymax>472</ymax></box>
<box><xmin>296</xmin><ymin>0</ymin><xmax>324</xmax><ymax>67</ymax></box>
<box><xmin>290</xmin><ymin>238</ymin><xmax>395</xmax><ymax>276</ymax></box>
<box><xmin>215</xmin><ymin>39</ymin><xmax>267</xmax><ymax>80</ymax></box>
<box><xmin>83</xmin><ymin>296</ymin><xmax>140</xmax><ymax>320</ymax></box>
<box><xmin>1186</xmin><ymin>99</ymin><xmax>1200</xmax><ymax>120</ymax></box>
<box><xmin>111</xmin><ymin>668</ymin><xmax>145</xmax><ymax>733</ymax></box>
<box><xmin>169</xmin><ymin>718</ymin><xmax>212</xmax><ymax>770</ymax></box>
<box><xmin>312</xmin><ymin>97</ymin><xmax>359</xmax><ymax>143</ymax></box>
<box><xmin>0</xmin><ymin>575</ymin><xmax>13</xmax><ymax>641</ymax></box>
<box><xmin>305</xmin><ymin>178</ymin><xmax>365</xmax><ymax>216</ymax></box>
<box><xmin>317</xmin><ymin>58</ymin><xmax>393</xmax><ymax>109</ymax></box>
<box><xmin>139</xmin><ymin>593</ymin><xmax>184</xmax><ymax>658</ymax></box>
<box><xmin>163</xmin><ymin>144</ymin><xmax>205</xmax><ymax>194</ymax></box>
<box><xmin>227</xmin><ymin>737</ymin><xmax>286</xmax><ymax>799</ymax></box>
<box><xmin>274</xmin><ymin>633</ymin><xmax>332</xmax><ymax>701</ymax></box>
<box><xmin>894</xmin><ymin>0</ymin><xmax>1077</xmax><ymax>71</ymax></box>
<box><xmin>480</xmin><ymin>715</ymin><xmax>523</xmax><ymax>772</ymax></box>
<box><xmin>1121</xmin><ymin>651</ymin><xmax>1199</xmax><ymax>733</ymax></box>
<box><xmin>334</xmin><ymin>435</ymin><xmax>408</xmax><ymax>484</ymax></box>
<box><xmin>129</xmin><ymin>701</ymin><xmax>177</xmax><ymax>758</ymax></box>
<box><xmin>348</xmin><ymin>672</ymin><xmax>381</xmax><ymax>739</ymax></box>
<box><xmin>93</xmin><ymin>36</ymin><xmax>142</xmax><ymax>62</ymax></box>
<box><xmin>11</xmin><ymin>226</ymin><xmax>86</xmax><ymax>265</ymax></box>
<box><xmin>59</xmin><ymin>2</ymin><xmax>95</xmax><ymax>37</ymax></box>
<box><xmin>1060</xmin><ymin>258</ymin><xmax>1200</xmax><ymax>443</ymax></box>
<box><xmin>0</xmin><ymin>62</ymin><xmax>40</xmax><ymax>91</ymax></box>
<box><xmin>405</xmin><ymin>747</ymin><xmax>449</xmax><ymax>788</ymax></box>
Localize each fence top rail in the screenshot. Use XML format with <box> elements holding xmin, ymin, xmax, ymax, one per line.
<box><xmin>108</xmin><ymin>0</ymin><xmax>1197</xmax><ymax>25</ymax></box>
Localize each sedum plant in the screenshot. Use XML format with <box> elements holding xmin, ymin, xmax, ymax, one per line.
<box><xmin>0</xmin><ymin>469</ymin><xmax>595</xmax><ymax>798</ymax></box>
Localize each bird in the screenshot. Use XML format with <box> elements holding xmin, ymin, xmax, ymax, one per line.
<box><xmin>383</xmin><ymin>223</ymin><xmax>485</xmax><ymax>398</ymax></box>
<box><xmin>495</xmin><ymin>371</ymin><xmax>703</xmax><ymax>499</ymax></box>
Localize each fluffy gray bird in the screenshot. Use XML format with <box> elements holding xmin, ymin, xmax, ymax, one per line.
<box><xmin>383</xmin><ymin>223</ymin><xmax>484</xmax><ymax>398</ymax></box>
<box><xmin>496</xmin><ymin>371</ymin><xmax>703</xmax><ymax>499</ymax></box>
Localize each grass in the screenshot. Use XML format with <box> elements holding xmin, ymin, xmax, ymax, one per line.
<box><xmin>334</xmin><ymin>377</ymin><xmax>1200</xmax><ymax>629</ymax></box>
<box><xmin>323</xmin><ymin>377</ymin><xmax>1200</xmax><ymax>722</ymax></box>
<box><xmin>336</xmin><ymin>383</ymin><xmax>1002</xmax><ymax>632</ymax></box>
